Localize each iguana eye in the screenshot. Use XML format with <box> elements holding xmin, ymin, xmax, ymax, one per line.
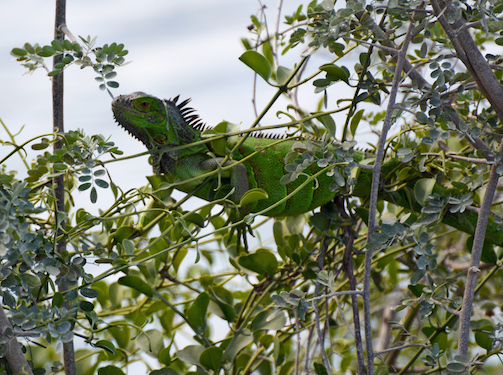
<box><xmin>138</xmin><ymin>100</ymin><xmax>150</xmax><ymax>110</ymax></box>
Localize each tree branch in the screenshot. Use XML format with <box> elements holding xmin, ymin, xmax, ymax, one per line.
<box><xmin>430</xmin><ymin>0</ymin><xmax>503</xmax><ymax>357</ymax></box>
<box><xmin>336</xmin><ymin>196</ymin><xmax>365</xmax><ymax>375</ymax></box>
<box><xmin>53</xmin><ymin>1</ymin><xmax>77</xmax><ymax>375</ymax></box>
<box><xmin>363</xmin><ymin>14</ymin><xmax>417</xmax><ymax>375</ymax></box>
<box><xmin>0</xmin><ymin>307</ymin><xmax>34</xmax><ymax>375</ymax></box>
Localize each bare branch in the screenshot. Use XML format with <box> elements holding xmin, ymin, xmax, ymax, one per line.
<box><xmin>420</xmin><ymin>152</ymin><xmax>489</xmax><ymax>164</ymax></box>
<box><xmin>375</xmin><ymin>343</ymin><xmax>429</xmax><ymax>356</ymax></box>
<box><xmin>430</xmin><ymin>299</ymin><xmax>461</xmax><ymax>316</ymax></box>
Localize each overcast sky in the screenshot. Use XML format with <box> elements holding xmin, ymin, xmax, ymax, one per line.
<box><xmin>1</xmin><ymin>0</ymin><xmax>337</xmax><ymax>212</ymax></box>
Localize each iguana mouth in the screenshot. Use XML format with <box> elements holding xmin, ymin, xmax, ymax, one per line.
<box><xmin>112</xmin><ymin>94</ymin><xmax>150</xmax><ymax>145</ymax></box>
<box><xmin>113</xmin><ymin>113</ymin><xmax>139</xmax><ymax>140</ymax></box>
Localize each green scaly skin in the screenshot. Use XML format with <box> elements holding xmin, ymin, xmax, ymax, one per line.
<box><xmin>112</xmin><ymin>92</ymin><xmax>503</xmax><ymax>248</ymax></box>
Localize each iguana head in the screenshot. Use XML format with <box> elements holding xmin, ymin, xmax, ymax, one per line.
<box><xmin>112</xmin><ymin>92</ymin><xmax>170</xmax><ymax>148</ymax></box>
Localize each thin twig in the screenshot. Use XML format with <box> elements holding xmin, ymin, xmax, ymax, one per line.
<box><xmin>0</xmin><ymin>118</ymin><xmax>29</xmax><ymax>170</ymax></box>
<box><xmin>307</xmin><ymin>290</ymin><xmax>362</xmax><ymax>301</ymax></box>
<box><xmin>272</xmin><ymin>0</ymin><xmax>283</xmax><ymax>68</ymax></box>
<box><xmin>430</xmin><ymin>299</ymin><xmax>461</xmax><ymax>316</ymax></box>
<box><xmin>420</xmin><ymin>152</ymin><xmax>489</xmax><ymax>164</ymax></box>
<box><xmin>341</xmin><ymin>36</ymin><xmax>399</xmax><ymax>53</ymax></box>
<box><xmin>313</xmin><ymin>237</ymin><xmax>332</xmax><ymax>372</ymax></box>
<box><xmin>375</xmin><ymin>343</ymin><xmax>429</xmax><ymax>356</ymax></box>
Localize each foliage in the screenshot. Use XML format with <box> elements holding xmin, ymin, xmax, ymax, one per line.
<box><xmin>2</xmin><ymin>0</ymin><xmax>503</xmax><ymax>374</ymax></box>
<box><xmin>11</xmin><ymin>36</ymin><xmax>128</xmax><ymax>98</ymax></box>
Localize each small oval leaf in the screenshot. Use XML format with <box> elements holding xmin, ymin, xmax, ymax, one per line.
<box><xmin>414</xmin><ymin>178</ymin><xmax>436</xmax><ymax>206</ymax></box>
<box><xmin>240</xmin><ymin>188</ymin><xmax>269</xmax><ymax>206</ymax></box>
<box><xmin>238</xmin><ymin>248</ymin><xmax>278</xmax><ymax>275</ymax></box>
<box><xmin>118</xmin><ymin>276</ymin><xmax>154</xmax><ymax>298</ymax></box>
<box><xmin>239</xmin><ymin>51</ymin><xmax>272</xmax><ymax>82</ymax></box>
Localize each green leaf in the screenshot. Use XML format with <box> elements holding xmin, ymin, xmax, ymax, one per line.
<box><xmin>24</xmin><ymin>43</ymin><xmax>35</xmax><ymax>54</ymax></box>
<box><xmin>251</xmin><ymin>310</ymin><xmax>287</xmax><ymax>332</ymax></box>
<box><xmin>38</xmin><ymin>46</ymin><xmax>56</xmax><ymax>57</ymax></box>
<box><xmin>122</xmin><ymin>239</ymin><xmax>135</xmax><ymax>255</ymax></box>
<box><xmin>222</xmin><ymin>330</ymin><xmax>254</xmax><ymax>361</ymax></box>
<box><xmin>118</xmin><ymin>276</ymin><xmax>154</xmax><ymax>298</ymax></box>
<box><xmin>90</xmin><ymin>186</ymin><xmax>98</xmax><ymax>203</ymax></box>
<box><xmin>79</xmin><ymin>175</ymin><xmax>92</xmax><ymax>182</ymax></box>
<box><xmin>80</xmin><ymin>288</ymin><xmax>98</xmax><ymax>298</ymax></box>
<box><xmin>108</xmin><ymin>323</ymin><xmax>130</xmax><ymax>349</ymax></box>
<box><xmin>414</xmin><ymin>178</ymin><xmax>436</xmax><ymax>206</ymax></box>
<box><xmin>105</xmin><ymin>71</ymin><xmax>117</xmax><ymax>79</ymax></box>
<box><xmin>446</xmin><ymin>362</ymin><xmax>467</xmax><ymax>372</ymax></box>
<box><xmin>52</xmin><ymin>292</ymin><xmax>64</xmax><ymax>308</ymax></box>
<box><xmin>318</xmin><ymin>114</ymin><xmax>336</xmax><ymax>139</ymax></box>
<box><xmin>158</xmin><ymin>347</ymin><xmax>171</xmax><ymax>366</ymax></box>
<box><xmin>184</xmin><ymin>212</ymin><xmax>205</xmax><ymax>228</ymax></box>
<box><xmin>31</xmin><ymin>142</ymin><xmax>50</xmax><ymax>150</ymax></box>
<box><xmin>48</xmin><ymin>69</ymin><xmax>62</xmax><ymax>77</ymax></box>
<box><xmin>187</xmin><ymin>292</ymin><xmax>209</xmax><ymax>331</ymax></box>
<box><xmin>208</xmin><ymin>286</ymin><xmax>236</xmax><ymax>322</ymax></box>
<box><xmin>319</xmin><ymin>63</ymin><xmax>350</xmax><ymax>84</ymax></box>
<box><xmin>466</xmin><ymin>236</ymin><xmax>497</xmax><ymax>264</ymax></box>
<box><xmin>95</xmin><ymin>179</ymin><xmax>109</xmax><ymax>189</ymax></box>
<box><xmin>96</xmin><ymin>340</ymin><xmax>116</xmax><ymax>355</ymax></box>
<box><xmin>415</xmin><ymin>111</ymin><xmax>428</xmax><ymax>124</ymax></box>
<box><xmin>239</xmin><ymin>51</ymin><xmax>272</xmax><ymax>82</ymax></box>
<box><xmin>310</xmin><ymin>212</ymin><xmax>330</xmax><ymax>233</ymax></box>
<box><xmin>79</xmin><ymin>301</ymin><xmax>95</xmax><ymax>312</ymax></box>
<box><xmin>136</xmin><ymin>329</ymin><xmax>164</xmax><ymax>357</ymax></box>
<box><xmin>177</xmin><ymin>345</ymin><xmax>205</xmax><ymax>367</ymax></box>
<box><xmin>150</xmin><ymin>369</ymin><xmax>177</xmax><ymax>375</ymax></box>
<box><xmin>98</xmin><ymin>365</ymin><xmax>125</xmax><ymax>375</ymax></box>
<box><xmin>276</xmin><ymin>65</ymin><xmax>292</xmax><ymax>85</ymax></box>
<box><xmin>422</xmin><ymin>326</ymin><xmax>448</xmax><ymax>350</ymax></box>
<box><xmin>112</xmin><ymin>226</ymin><xmax>135</xmax><ymax>244</ymax></box>
<box><xmin>350</xmin><ymin>109</ymin><xmax>364</xmax><ymax>137</ymax></box>
<box><xmin>63</xmin><ymin>40</ymin><xmax>73</xmax><ymax>50</ymax></box>
<box><xmin>199</xmin><ymin>347</ymin><xmax>223</xmax><ymax>372</ymax></box>
<box><xmin>314</xmin><ymin>362</ymin><xmax>329</xmax><ymax>375</ymax></box>
<box><xmin>238</xmin><ymin>248</ymin><xmax>278</xmax><ymax>275</ymax></box>
<box><xmin>240</xmin><ymin>188</ymin><xmax>269</xmax><ymax>206</ymax></box>
<box><xmin>11</xmin><ymin>48</ymin><xmax>27</xmax><ymax>57</ymax></box>
<box><xmin>53</xmin><ymin>163</ymin><xmax>68</xmax><ymax>171</ymax></box>
<box><xmin>474</xmin><ymin>323</ymin><xmax>494</xmax><ymax>351</ymax></box>
<box><xmin>51</xmin><ymin>40</ymin><xmax>64</xmax><ymax>51</ymax></box>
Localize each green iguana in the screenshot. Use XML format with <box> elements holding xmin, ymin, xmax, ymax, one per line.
<box><xmin>112</xmin><ymin>92</ymin><xmax>503</xmax><ymax>248</ymax></box>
